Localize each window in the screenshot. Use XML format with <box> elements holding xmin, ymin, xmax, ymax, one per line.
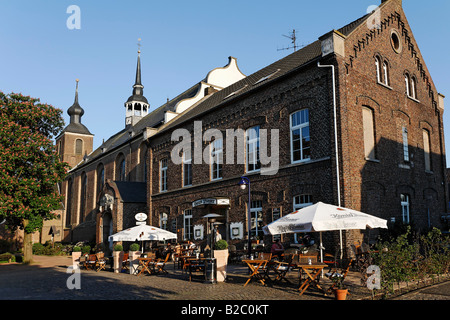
<box><xmin>423</xmin><ymin>130</ymin><xmax>431</xmax><ymax>171</ymax></box>
<box><xmin>183</xmin><ymin>152</ymin><xmax>192</xmax><ymax>187</ymax></box>
<box><xmin>80</xmin><ymin>172</ymin><xmax>87</xmax><ymax>223</ymax></box>
<box><xmin>66</xmin><ymin>178</ymin><xmax>73</xmax><ymax>228</ymax></box>
<box><xmin>118</xmin><ymin>159</ymin><xmax>126</xmax><ymax>181</ymax></box>
<box><xmin>160</xmin><ymin>159</ymin><xmax>168</xmax><ymax>192</ymax></box>
<box><xmin>293</xmin><ymin>194</ymin><xmax>313</xmax><ymax>210</ymax></box>
<box><xmin>400</xmin><ymin>194</ymin><xmax>410</xmax><ymax>224</ymax></box>
<box><xmin>405</xmin><ymin>74</ymin><xmax>411</xmax><ymax>97</ymax></box>
<box><xmin>97</xmin><ymin>164</ymin><xmax>104</xmax><ymax>196</ymax></box>
<box><xmin>402</xmin><ymin>127</ymin><xmax>409</xmax><ymax>162</ymax></box>
<box><xmin>293</xmin><ymin>195</ymin><xmax>313</xmax><ymax>243</ymax></box>
<box><xmin>246</xmin><ymin>127</ymin><xmax>260</xmax><ymax>172</ymax></box>
<box><xmin>160</xmin><ymin>212</ymin><xmax>168</xmax><ymax>230</ymax></box>
<box><xmin>411</xmin><ymin>76</ymin><xmax>417</xmax><ymax>99</ymax></box>
<box><xmin>290</xmin><ymin>109</ymin><xmax>310</xmax><ymax>163</ymax></box>
<box><xmin>75</xmin><ymin>139</ymin><xmax>83</xmax><ymax>155</ymax></box>
<box><xmin>183</xmin><ymin>209</ymin><xmax>193</xmax><ymax>240</ymax></box>
<box><xmin>210</xmin><ymin>139</ymin><xmax>223</xmax><ymax>180</ymax></box>
<box><xmin>375</xmin><ymin>57</ymin><xmax>382</xmax><ymax>83</ymax></box>
<box><xmin>405</xmin><ymin>74</ymin><xmax>417</xmax><ymax>100</ymax></box>
<box><xmin>250</xmin><ymin>200</ymin><xmax>263</xmax><ymax>239</ymax></box>
<box><xmin>362</xmin><ymin>107</ymin><xmax>376</xmax><ymax>160</ymax></box>
<box><xmin>382</xmin><ymin>61</ymin><xmax>389</xmax><ymax>86</ymax></box>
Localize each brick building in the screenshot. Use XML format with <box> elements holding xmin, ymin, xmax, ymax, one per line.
<box><xmin>53</xmin><ymin>0</ymin><xmax>447</xmax><ymax>254</ymax></box>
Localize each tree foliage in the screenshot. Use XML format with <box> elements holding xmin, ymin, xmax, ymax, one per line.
<box><xmin>0</xmin><ymin>91</ymin><xmax>69</xmax><ymax>233</ymax></box>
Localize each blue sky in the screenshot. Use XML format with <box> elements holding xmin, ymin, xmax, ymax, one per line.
<box><xmin>1</xmin><ymin>0</ymin><xmax>449</xmax><ymax>166</ymax></box>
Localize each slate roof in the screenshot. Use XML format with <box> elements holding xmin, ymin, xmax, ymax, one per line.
<box><xmin>114</xmin><ymin>181</ymin><xmax>146</xmax><ymax>203</ymax></box>
<box><xmin>74</xmin><ymin>12</ymin><xmax>369</xmax><ymax>170</ymax></box>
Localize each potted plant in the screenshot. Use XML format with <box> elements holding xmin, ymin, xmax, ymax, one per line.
<box><xmin>129</xmin><ymin>243</ymin><xmax>140</xmax><ymax>275</ymax></box>
<box><xmin>72</xmin><ymin>246</ymin><xmax>82</xmax><ymax>269</ymax></box>
<box><xmin>213</xmin><ymin>240</ymin><xmax>229</xmax><ymax>282</ymax></box>
<box><xmin>113</xmin><ymin>244</ymin><xmax>124</xmax><ymax>273</ymax></box>
<box><xmin>331</xmin><ymin>275</ymin><xmax>348</xmax><ymax>300</ymax></box>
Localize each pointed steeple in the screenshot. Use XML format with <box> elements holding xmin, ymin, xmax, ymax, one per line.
<box><xmin>127</xmin><ymin>50</ymin><xmax>148</xmax><ymax>104</ymax></box>
<box><xmin>125</xmin><ymin>42</ymin><xmax>149</xmax><ymax>127</ymax></box>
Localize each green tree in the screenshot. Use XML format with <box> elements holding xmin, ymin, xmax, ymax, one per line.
<box><xmin>0</xmin><ymin>92</ymin><xmax>69</xmax><ymax>263</ymax></box>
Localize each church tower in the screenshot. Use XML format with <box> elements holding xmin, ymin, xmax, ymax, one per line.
<box><xmin>56</xmin><ymin>79</ymin><xmax>94</xmax><ymax>169</ymax></box>
<box><xmin>125</xmin><ymin>49</ymin><xmax>149</xmax><ymax>127</ymax></box>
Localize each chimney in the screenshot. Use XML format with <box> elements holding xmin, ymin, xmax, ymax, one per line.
<box><xmin>204</xmin><ymin>86</ymin><xmax>218</xmax><ymax>96</ymax></box>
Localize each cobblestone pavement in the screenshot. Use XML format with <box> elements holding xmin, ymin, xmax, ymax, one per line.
<box><xmin>1</xmin><ymin>255</ymin><xmax>448</xmax><ymax>302</ymax></box>
<box><xmin>0</xmin><ymin>255</ymin><xmax>370</xmax><ymax>301</ymax></box>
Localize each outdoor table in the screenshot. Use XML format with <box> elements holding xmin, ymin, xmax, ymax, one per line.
<box><xmin>295</xmin><ymin>262</ymin><xmax>327</xmax><ymax>295</ymax></box>
<box><xmin>242</xmin><ymin>259</ymin><xmax>270</xmax><ymax>287</ymax></box>
<box><xmin>136</xmin><ymin>257</ymin><xmax>154</xmax><ymax>276</ymax></box>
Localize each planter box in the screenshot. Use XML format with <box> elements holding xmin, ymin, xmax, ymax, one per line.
<box><xmin>113</xmin><ymin>251</ymin><xmax>124</xmax><ymax>273</ymax></box>
<box><xmin>214</xmin><ymin>249</ymin><xmax>229</xmax><ymax>282</ymax></box>
<box><xmin>129</xmin><ymin>251</ymin><xmax>141</xmax><ymax>275</ymax></box>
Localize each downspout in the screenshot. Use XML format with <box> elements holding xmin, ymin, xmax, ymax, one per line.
<box><xmin>318</xmin><ymin>61</ymin><xmax>342</xmax><ymax>259</ymax></box>
<box><xmin>317</xmin><ymin>61</ymin><xmax>341</xmax><ymax>207</ymax></box>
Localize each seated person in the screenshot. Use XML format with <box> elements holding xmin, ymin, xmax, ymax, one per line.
<box><xmin>271</xmin><ymin>239</ymin><xmax>284</xmax><ymax>260</ymax></box>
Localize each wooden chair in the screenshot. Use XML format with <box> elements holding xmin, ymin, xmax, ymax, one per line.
<box><xmin>85</xmin><ymin>254</ymin><xmax>98</xmax><ymax>270</ymax></box>
<box><xmin>325</xmin><ymin>258</ymin><xmax>353</xmax><ymax>293</ymax></box>
<box><xmin>95</xmin><ymin>252</ymin><xmax>107</xmax><ymax>272</ymax></box>
<box><xmin>121</xmin><ymin>253</ymin><xmax>130</xmax><ymax>272</ymax></box>
<box><xmin>151</xmin><ymin>253</ymin><xmax>170</xmax><ymax>274</ymax></box>
<box><xmin>270</xmin><ymin>253</ymin><xmax>295</xmax><ymax>283</ymax></box>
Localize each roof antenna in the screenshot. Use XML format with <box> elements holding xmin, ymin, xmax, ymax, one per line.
<box><xmin>137</xmin><ymin>38</ymin><xmax>142</xmax><ymax>54</ymax></box>
<box><xmin>278</xmin><ymin>29</ymin><xmax>303</xmax><ymax>52</ymax></box>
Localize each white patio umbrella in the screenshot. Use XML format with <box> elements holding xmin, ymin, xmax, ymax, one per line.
<box><xmin>108</xmin><ymin>224</ymin><xmax>177</xmax><ymax>249</ymax></box>
<box><xmin>263</xmin><ymin>202</ymin><xmax>388</xmax><ymax>261</ymax></box>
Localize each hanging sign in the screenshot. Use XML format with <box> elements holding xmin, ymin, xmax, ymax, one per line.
<box><xmin>135</xmin><ymin>213</ymin><xmax>147</xmax><ymax>222</ymax></box>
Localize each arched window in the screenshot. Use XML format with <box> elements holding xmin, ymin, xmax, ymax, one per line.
<box><xmin>375</xmin><ymin>56</ymin><xmax>382</xmax><ymax>83</ymax></box>
<box><xmin>411</xmin><ymin>76</ymin><xmax>417</xmax><ymax>99</ymax></box>
<box><xmin>80</xmin><ymin>172</ymin><xmax>87</xmax><ymax>223</ymax></box>
<box><xmin>75</xmin><ymin>139</ymin><xmax>83</xmax><ymax>155</ymax></box>
<box><xmin>65</xmin><ymin>178</ymin><xmax>73</xmax><ymax>228</ymax></box>
<box><xmin>405</xmin><ymin>73</ymin><xmax>411</xmax><ymax>97</ymax></box>
<box><xmin>362</xmin><ymin>107</ymin><xmax>376</xmax><ymax>160</ymax></box>
<box><xmin>115</xmin><ymin>154</ymin><xmax>126</xmax><ymax>181</ymax></box>
<box><xmin>382</xmin><ymin>61</ymin><xmax>389</xmax><ymax>86</ymax></box>
<box><xmin>97</xmin><ymin>164</ymin><xmax>104</xmax><ymax>196</ymax></box>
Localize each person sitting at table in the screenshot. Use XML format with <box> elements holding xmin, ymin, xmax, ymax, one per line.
<box><xmin>187</xmin><ymin>240</ymin><xmax>196</xmax><ymax>249</ymax></box>
<box><xmin>271</xmin><ymin>239</ymin><xmax>284</xmax><ymax>260</ymax></box>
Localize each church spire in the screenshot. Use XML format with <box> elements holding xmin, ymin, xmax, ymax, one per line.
<box><xmin>125</xmin><ymin>39</ymin><xmax>149</xmax><ymax>127</ymax></box>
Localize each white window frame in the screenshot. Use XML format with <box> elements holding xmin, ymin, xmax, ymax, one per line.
<box><xmin>160</xmin><ymin>212</ymin><xmax>168</xmax><ymax>230</ymax></box>
<box><xmin>383</xmin><ymin>61</ymin><xmax>389</xmax><ymax>86</ymax></box>
<box><xmin>182</xmin><ymin>152</ymin><xmax>192</xmax><ymax>187</ymax></box>
<box><xmin>293</xmin><ymin>195</ymin><xmax>313</xmax><ymax>243</ymax></box>
<box><xmin>375</xmin><ymin>57</ymin><xmax>382</xmax><ymax>83</ymax></box>
<box><xmin>400</xmin><ymin>194</ymin><xmax>410</xmax><ymax>224</ymax></box>
<box><xmin>246</xmin><ymin>126</ymin><xmax>260</xmax><ymax>173</ymax></box>
<box><xmin>183</xmin><ymin>209</ymin><xmax>193</xmax><ymax>240</ymax></box>
<box><xmin>159</xmin><ymin>158</ymin><xmax>168</xmax><ymax>192</ymax></box>
<box><xmin>402</xmin><ymin>127</ymin><xmax>409</xmax><ymax>162</ymax></box>
<box><xmin>250</xmin><ymin>200</ymin><xmax>263</xmax><ymax>239</ymax></box>
<box><xmin>210</xmin><ymin>139</ymin><xmax>223</xmax><ymax>180</ymax></box>
<box><xmin>290</xmin><ymin>109</ymin><xmax>310</xmax><ymax>164</ymax></box>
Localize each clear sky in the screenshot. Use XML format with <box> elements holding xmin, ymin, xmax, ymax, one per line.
<box><xmin>1</xmin><ymin>0</ymin><xmax>449</xmax><ymax>166</ymax></box>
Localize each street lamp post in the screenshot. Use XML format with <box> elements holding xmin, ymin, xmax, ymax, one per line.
<box><xmin>239</xmin><ymin>176</ymin><xmax>252</xmax><ymax>258</ymax></box>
